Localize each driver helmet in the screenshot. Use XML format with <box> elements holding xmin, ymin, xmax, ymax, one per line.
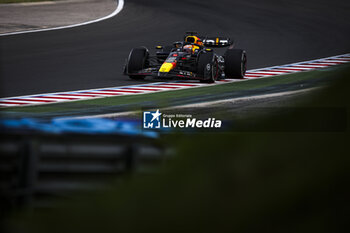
<box><xmin>183</xmin><ymin>44</ymin><xmax>194</xmax><ymax>54</ymax></box>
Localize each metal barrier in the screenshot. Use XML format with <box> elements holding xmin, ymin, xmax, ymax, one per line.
<box><xmin>0</xmin><ymin>132</ymin><xmax>168</xmax><ymax>211</ymax></box>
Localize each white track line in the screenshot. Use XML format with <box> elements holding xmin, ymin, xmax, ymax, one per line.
<box><xmin>169</xmin><ymin>88</ymin><xmax>321</xmax><ymax>109</ymax></box>
<box><xmin>0</xmin><ymin>0</ymin><xmax>124</xmax><ymax>37</ymax></box>
<box><xmin>75</xmin><ymin>87</ymin><xmax>320</xmax><ymax>119</ymax></box>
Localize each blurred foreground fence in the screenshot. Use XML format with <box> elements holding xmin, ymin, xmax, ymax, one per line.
<box><xmin>0</xmin><ymin>132</ymin><xmax>169</xmax><ymax>211</ymax></box>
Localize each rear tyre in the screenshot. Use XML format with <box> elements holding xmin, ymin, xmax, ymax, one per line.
<box><xmin>224</xmin><ymin>49</ymin><xmax>247</xmax><ymax>79</ymax></box>
<box><xmin>127</xmin><ymin>47</ymin><xmax>149</xmax><ymax>80</ymax></box>
<box><xmin>197</xmin><ymin>52</ymin><xmax>217</xmax><ymax>83</ymax></box>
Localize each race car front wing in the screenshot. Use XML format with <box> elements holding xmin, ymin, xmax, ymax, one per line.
<box><xmin>125</xmin><ymin>67</ymin><xmax>204</xmax><ymax>80</ymax></box>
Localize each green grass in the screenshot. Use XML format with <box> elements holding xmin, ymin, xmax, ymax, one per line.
<box><xmin>1</xmin><ymin>65</ymin><xmax>348</xmax><ymax>116</ymax></box>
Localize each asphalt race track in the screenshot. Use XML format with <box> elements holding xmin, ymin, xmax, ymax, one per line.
<box><xmin>0</xmin><ymin>0</ymin><xmax>349</xmax><ymax>98</ymax></box>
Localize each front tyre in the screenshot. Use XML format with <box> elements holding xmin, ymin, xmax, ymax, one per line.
<box><xmin>127</xmin><ymin>47</ymin><xmax>149</xmax><ymax>80</ymax></box>
<box><xmin>197</xmin><ymin>52</ymin><xmax>218</xmax><ymax>83</ymax></box>
<box><xmin>224</xmin><ymin>49</ymin><xmax>247</xmax><ymax>79</ymax></box>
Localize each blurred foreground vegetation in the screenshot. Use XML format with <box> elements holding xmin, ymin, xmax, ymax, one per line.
<box><xmin>3</xmin><ymin>66</ymin><xmax>350</xmax><ymax>233</ymax></box>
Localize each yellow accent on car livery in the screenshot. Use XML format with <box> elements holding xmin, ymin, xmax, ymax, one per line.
<box><xmin>159</xmin><ymin>63</ymin><xmax>174</xmax><ymax>73</ymax></box>
<box><xmin>185</xmin><ymin>36</ymin><xmax>203</xmax><ymax>46</ymax></box>
<box><xmin>192</xmin><ymin>45</ymin><xmax>200</xmax><ymax>53</ymax></box>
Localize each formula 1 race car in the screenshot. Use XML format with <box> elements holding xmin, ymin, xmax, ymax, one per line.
<box><xmin>123</xmin><ymin>32</ymin><xmax>247</xmax><ymax>83</ymax></box>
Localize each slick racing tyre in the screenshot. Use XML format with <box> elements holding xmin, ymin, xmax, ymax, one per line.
<box><xmin>224</xmin><ymin>49</ymin><xmax>247</xmax><ymax>79</ymax></box>
<box><xmin>197</xmin><ymin>52</ymin><xmax>218</xmax><ymax>83</ymax></box>
<box><xmin>127</xmin><ymin>47</ymin><xmax>149</xmax><ymax>80</ymax></box>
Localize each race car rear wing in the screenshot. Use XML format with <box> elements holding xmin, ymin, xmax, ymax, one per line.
<box><xmin>202</xmin><ymin>37</ymin><xmax>233</xmax><ymax>47</ymax></box>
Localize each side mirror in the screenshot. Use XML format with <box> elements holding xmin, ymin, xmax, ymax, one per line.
<box><xmin>156</xmin><ymin>46</ymin><xmax>163</xmax><ymax>49</ymax></box>
<box><xmin>173</xmin><ymin>41</ymin><xmax>183</xmax><ymax>48</ymax></box>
